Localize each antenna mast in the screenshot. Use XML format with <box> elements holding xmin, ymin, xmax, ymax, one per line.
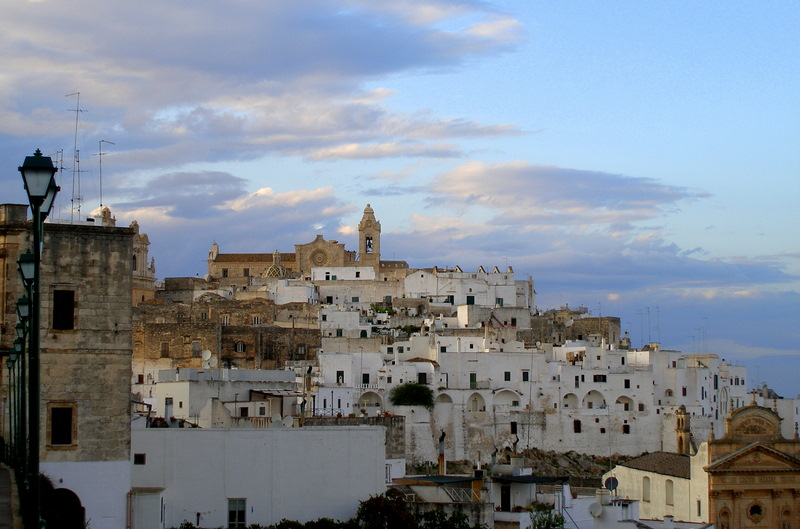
<box><xmin>97</xmin><ymin>139</ymin><xmax>115</xmax><ymax>207</ymax></box>
<box><xmin>66</xmin><ymin>92</ymin><xmax>86</xmax><ymax>221</ymax></box>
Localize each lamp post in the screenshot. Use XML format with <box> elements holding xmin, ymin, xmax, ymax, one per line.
<box><xmin>18</xmin><ymin>149</ymin><xmax>59</xmax><ymax>528</ymax></box>
<box><xmin>14</xmin><ymin>297</ymin><xmax>29</xmax><ymax>491</ymax></box>
<box><xmin>5</xmin><ymin>357</ymin><xmax>14</xmax><ymax>465</ymax></box>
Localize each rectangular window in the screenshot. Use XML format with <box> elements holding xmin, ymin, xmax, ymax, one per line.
<box><xmin>239</xmin><ymin>407</ymin><xmax>248</xmax><ymax>418</ymax></box>
<box><xmin>133</xmin><ymin>453</ymin><xmax>146</xmax><ymax>465</ymax></box>
<box><xmin>469</xmin><ymin>372</ymin><xmax>477</xmax><ymax>389</ymax></box>
<box><xmin>321</xmin><ymin>314</ymin><xmax>327</xmax><ymax>321</ymax></box>
<box><xmin>221</xmin><ymin>315</ymin><xmax>229</xmax><ymax>326</ymax></box>
<box><xmin>466</xmin><ymin>295</ymin><xmax>475</xmax><ymax>305</ymax></box>
<box><xmin>259</xmin><ymin>407</ymin><xmax>266</xmax><ymax>416</ymax></box>
<box><xmin>504</xmin><ymin>371</ymin><xmax>511</xmax><ymax>382</ymax></box>
<box><xmin>593</xmin><ymin>374</ymin><xmax>607</xmax><ymax>383</ymax></box>
<box><xmin>335</xmin><ymin>329</ymin><xmax>343</xmax><ymax>337</ymax></box>
<box><xmin>397</xmin><ymin>347</ymin><xmax>404</xmax><ymax>354</ymax></box>
<box><xmin>235</xmin><ymin>342</ymin><xmax>246</xmax><ymax>353</ymax></box>
<box><xmin>362</xmin><ymin>373</ymin><xmax>370</xmax><ymax>385</ymax></box>
<box><xmin>49</xmin><ymin>403</ymin><xmax>76</xmax><ymax>446</ymax></box>
<box><xmin>447</xmin><ymin>295</ymin><xmax>454</xmax><ymax>305</ymax></box>
<box><xmin>228</xmin><ymin>499</ymin><xmax>246</xmax><ymax>528</ymax></box>
<box><xmin>355</xmin><ymin>271</ymin><xmax>361</xmax><ymax>278</ymax></box>
<box><xmin>200</xmin><ymin>311</ymin><xmax>207</xmax><ymax>320</ymax></box>
<box><xmin>221</xmin><ymin>268</ymin><xmax>228</xmax><ymax>278</ymax></box>
<box><xmin>440</xmin><ymin>346</ymin><xmax>446</xmax><ymax>353</ymax></box>
<box><xmin>352</xmin><ymin>296</ymin><xmax>359</xmax><ymax>302</ymax></box>
<box><xmin>522</xmin><ymin>371</ymin><xmax>529</xmax><ymax>382</ymax></box>
<box><xmin>623</xmin><ymin>424</ymin><xmax>631</xmax><ymax>434</ymax></box>
<box><xmin>252</xmin><ymin>316</ymin><xmax>261</xmax><ymax>325</ymax></box>
<box><xmin>495</xmin><ymin>298</ymin><xmax>504</xmax><ymax>307</ymax></box>
<box><xmin>417</xmin><ymin>373</ymin><xmax>427</xmax><ymax>384</ymax></box>
<box><xmin>192</xmin><ymin>342</ymin><xmax>201</xmax><ymax>358</ymax></box>
<box><xmin>53</xmin><ymin>289</ymin><xmax>75</xmax><ymax>330</ymax></box>
<box><xmin>137</xmin><ymin>374</ymin><xmax>145</xmax><ymax>384</ymax></box>
<box><xmin>243</xmin><ymin>268</ymin><xmax>249</xmax><ymax>277</ymax></box>
<box><xmin>573</xmin><ymin>420</ymin><xmax>581</xmax><ymax>433</ymax></box>
<box><xmin>624</xmin><ymin>379</ymin><xmax>631</xmax><ymax>388</ymax></box>
<box><xmin>160</xmin><ymin>342</ymin><xmax>170</xmax><ymax>358</ymax></box>
<box><xmin>336</xmin><ymin>371</ymin><xmax>345</xmax><ymax>384</ymax></box>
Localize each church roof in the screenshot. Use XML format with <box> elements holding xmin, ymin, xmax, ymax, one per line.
<box><xmin>214</xmin><ymin>253</ymin><xmax>296</xmax><ymax>263</ymax></box>
<box><xmin>618</xmin><ymin>451</ymin><xmax>690</xmax><ymax>479</ymax></box>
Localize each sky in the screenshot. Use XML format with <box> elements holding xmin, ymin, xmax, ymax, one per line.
<box><xmin>2</xmin><ymin>1</ymin><xmax>798</xmax><ymax>396</ymax></box>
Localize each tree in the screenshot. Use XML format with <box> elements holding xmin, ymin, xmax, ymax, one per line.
<box><xmin>529</xmin><ymin>509</ymin><xmax>565</xmax><ymax>529</ymax></box>
<box><xmin>389</xmin><ymin>383</ymin><xmax>434</xmax><ymax>409</ymax></box>
<box><xmin>417</xmin><ymin>509</ymin><xmax>485</xmax><ymax>529</ymax></box>
<box><xmin>354</xmin><ymin>489</ymin><xmax>417</xmax><ymax>529</ymax></box>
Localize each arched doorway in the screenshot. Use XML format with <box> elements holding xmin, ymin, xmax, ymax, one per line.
<box><xmin>41</xmin><ymin>479</ymin><xmax>85</xmax><ymax>529</ymax></box>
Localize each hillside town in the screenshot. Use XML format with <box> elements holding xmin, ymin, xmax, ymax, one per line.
<box><xmin>2</xmin><ymin>201</ymin><xmax>799</xmax><ymax>529</ymax></box>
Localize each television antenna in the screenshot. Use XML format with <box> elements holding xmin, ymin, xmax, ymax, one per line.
<box><xmin>66</xmin><ymin>92</ymin><xmax>87</xmax><ymax>221</ymax></box>
<box><xmin>96</xmin><ymin>139</ymin><xmax>115</xmax><ymax>207</ymax></box>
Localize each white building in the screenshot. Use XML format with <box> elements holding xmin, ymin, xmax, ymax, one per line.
<box><xmin>130</xmin><ymin>425</ymin><xmax>387</xmax><ymax>528</ymax></box>
<box><xmin>151</xmin><ymin>368</ymin><xmax>299</xmax><ymax>427</ymax></box>
<box><xmin>314</xmin><ymin>332</ymin><xmax>749</xmax><ymax>463</ymax></box>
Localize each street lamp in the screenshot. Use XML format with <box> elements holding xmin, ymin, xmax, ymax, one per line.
<box><xmin>18</xmin><ymin>148</ymin><xmax>58</xmax><ymax>529</ymax></box>
<box><xmin>19</xmin><ymin>149</ymin><xmax>58</xmax><ymax>210</ymax></box>
<box><xmin>16</xmin><ymin>296</ymin><xmax>30</xmax><ymax>322</ymax></box>
<box><xmin>17</xmin><ymin>251</ymin><xmax>35</xmax><ymax>288</ymax></box>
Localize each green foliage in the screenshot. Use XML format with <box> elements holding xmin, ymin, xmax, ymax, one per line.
<box><xmin>529</xmin><ymin>510</ymin><xmax>565</xmax><ymax>529</ymax></box>
<box><xmin>355</xmin><ymin>489</ymin><xmax>417</xmax><ymax>529</ymax></box>
<box><xmin>389</xmin><ymin>383</ymin><xmax>434</xmax><ymax>409</ymax></box>
<box><xmin>399</xmin><ymin>325</ymin><xmax>421</xmax><ymax>335</ymax></box>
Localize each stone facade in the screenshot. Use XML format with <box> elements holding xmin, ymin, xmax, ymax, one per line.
<box><xmin>132</xmin><ymin>294</ymin><xmax>321</xmax><ymax>388</ymax></box>
<box><xmin>706</xmin><ymin>403</ymin><xmax>800</xmax><ymax>528</ymax></box>
<box><xmin>0</xmin><ymin>204</ymin><xmax>135</xmax><ymax>529</ymax></box>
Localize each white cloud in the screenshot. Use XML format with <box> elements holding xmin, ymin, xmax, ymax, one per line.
<box><xmin>222</xmin><ymin>187</ymin><xmax>336</xmax><ymax>212</ymax></box>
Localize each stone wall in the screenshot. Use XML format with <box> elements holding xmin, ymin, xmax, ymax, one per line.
<box><xmin>303</xmin><ymin>415</ymin><xmax>405</xmax><ymax>460</ymax></box>
<box><xmin>39</xmin><ymin>222</ymin><xmax>134</xmax><ymax>463</ymax></box>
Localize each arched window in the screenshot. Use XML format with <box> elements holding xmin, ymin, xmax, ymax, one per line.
<box><xmin>642</xmin><ymin>476</ymin><xmax>650</xmax><ymax>502</ymax></box>
<box><xmin>665</xmin><ymin>479</ymin><xmax>674</xmax><ymax>505</ymax></box>
<box><xmin>132</xmin><ymin>254</ymin><xmax>137</xmax><ymax>271</ymax></box>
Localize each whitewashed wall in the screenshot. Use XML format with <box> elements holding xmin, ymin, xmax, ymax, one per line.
<box><xmin>132</xmin><ymin>426</ymin><xmax>386</xmax><ymax>527</ymax></box>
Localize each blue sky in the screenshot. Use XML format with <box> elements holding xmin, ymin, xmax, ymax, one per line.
<box><xmin>1</xmin><ymin>1</ymin><xmax>798</xmax><ymax>396</ymax></box>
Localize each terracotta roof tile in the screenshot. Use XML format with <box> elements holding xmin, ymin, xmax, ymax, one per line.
<box><xmin>619</xmin><ymin>452</ymin><xmax>690</xmax><ymax>479</ymax></box>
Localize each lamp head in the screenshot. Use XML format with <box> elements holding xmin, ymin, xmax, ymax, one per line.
<box><xmin>16</xmin><ymin>296</ymin><xmax>30</xmax><ymax>321</ymax></box>
<box><xmin>14</xmin><ymin>322</ymin><xmax>25</xmax><ymax>340</ymax></box>
<box><xmin>13</xmin><ymin>338</ymin><xmax>23</xmax><ymax>355</ymax></box>
<box><xmin>19</xmin><ymin>149</ymin><xmax>58</xmax><ymax>207</ymax></box>
<box><xmin>17</xmin><ymin>251</ymin><xmax>35</xmax><ymax>287</ymax></box>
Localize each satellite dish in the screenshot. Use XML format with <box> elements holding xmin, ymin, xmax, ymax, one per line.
<box><xmin>202</xmin><ymin>355</ymin><xmax>218</xmax><ymax>369</ymax></box>
<box><xmin>282</xmin><ymin>416</ymin><xmax>293</xmax><ymax>427</ymax></box>
<box><xmin>271</xmin><ymin>413</ymin><xmax>283</xmax><ymax>428</ymax></box>
<box><xmin>202</xmin><ymin>350</ymin><xmax>212</xmax><ymax>361</ymax></box>
<box><xmin>604</xmin><ymin>477</ymin><xmax>619</xmax><ymax>491</ymax></box>
<box><xmin>588</xmin><ymin>503</ymin><xmax>603</xmax><ymax>518</ymax></box>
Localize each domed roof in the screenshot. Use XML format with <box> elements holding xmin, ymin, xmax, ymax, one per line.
<box><xmin>264</xmin><ymin>250</ymin><xmax>290</xmax><ymax>278</ymax></box>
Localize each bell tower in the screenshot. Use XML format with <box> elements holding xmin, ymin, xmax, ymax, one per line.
<box><xmin>676</xmin><ymin>404</ymin><xmax>692</xmax><ymax>455</ymax></box>
<box><xmin>358</xmin><ymin>204</ymin><xmax>381</xmax><ymax>273</ymax></box>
